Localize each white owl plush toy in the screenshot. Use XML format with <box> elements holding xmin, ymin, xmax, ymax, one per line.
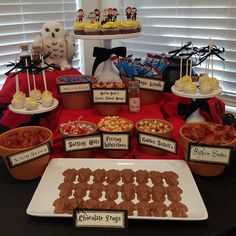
<box><xmin>32</xmin><ymin>21</ymin><xmax>75</xmax><ymax>71</ymax></box>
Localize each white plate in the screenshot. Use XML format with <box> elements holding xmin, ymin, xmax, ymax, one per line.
<box><xmin>9</xmin><ymin>98</ymin><xmax>59</xmax><ymax>115</ymax></box>
<box><xmin>171</xmin><ymin>85</ymin><xmax>222</xmax><ymax>99</ymax></box>
<box><xmin>73</xmin><ymin>32</ymin><xmax>141</xmax><ymax>40</ymax></box>
<box><xmin>26</xmin><ymin>158</ymin><xmax>208</xmax><ymax>221</ymax></box>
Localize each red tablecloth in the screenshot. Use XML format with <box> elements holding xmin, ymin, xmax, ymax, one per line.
<box><xmin>52</xmin><ymin>101</ymin><xmax>186</xmax><ymax>160</ymax></box>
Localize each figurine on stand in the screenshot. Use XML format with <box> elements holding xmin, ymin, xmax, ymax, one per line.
<box><xmin>126</xmin><ymin>7</ymin><xmax>132</xmax><ymax>20</ymax></box>
<box><xmin>76</xmin><ymin>9</ymin><xmax>85</xmax><ymax>22</ymax></box>
<box><xmin>131</xmin><ymin>7</ymin><xmax>137</xmax><ymax>21</ymax></box>
<box><xmin>94</xmin><ymin>9</ymin><xmax>100</xmax><ymax>22</ymax></box>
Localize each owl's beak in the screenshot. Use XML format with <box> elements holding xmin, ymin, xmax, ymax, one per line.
<box><xmin>52</xmin><ymin>32</ymin><xmax>55</xmax><ymax>38</ymax></box>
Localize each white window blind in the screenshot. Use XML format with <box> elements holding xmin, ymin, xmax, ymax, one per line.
<box><xmin>121</xmin><ymin>0</ymin><xmax>236</xmax><ymax>98</ymax></box>
<box><xmin>0</xmin><ymin>0</ymin><xmax>81</xmax><ymax>88</ymax></box>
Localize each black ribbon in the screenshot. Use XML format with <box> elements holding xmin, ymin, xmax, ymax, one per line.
<box><xmin>92</xmin><ymin>47</ymin><xmax>127</xmax><ymax>76</ymax></box>
<box><xmin>178</xmin><ymin>99</ymin><xmax>210</xmax><ymax>121</ymax></box>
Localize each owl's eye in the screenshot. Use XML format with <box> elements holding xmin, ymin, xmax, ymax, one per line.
<box><xmin>55</xmin><ymin>28</ymin><xmax>60</xmax><ymax>32</ymax></box>
<box><xmin>45</xmin><ymin>28</ymin><xmax>50</xmax><ymax>32</ymax></box>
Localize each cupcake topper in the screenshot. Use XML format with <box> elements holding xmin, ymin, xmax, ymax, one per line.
<box><xmin>131</xmin><ymin>7</ymin><xmax>137</xmax><ymax>21</ymax></box>
<box><xmin>25</xmin><ymin>58</ymin><xmax>31</xmax><ymax>95</ymax></box>
<box><xmin>14</xmin><ymin>57</ymin><xmax>19</xmax><ymax>92</ymax></box>
<box><xmin>126</xmin><ymin>7</ymin><xmax>132</xmax><ymax>20</ymax></box>
<box><xmin>88</xmin><ymin>11</ymin><xmax>96</xmax><ymax>24</ymax></box>
<box><xmin>112</xmin><ymin>8</ymin><xmax>119</xmax><ymax>22</ymax></box>
<box><xmin>76</xmin><ymin>9</ymin><xmax>85</xmax><ymax>23</ymax></box>
<box><xmin>94</xmin><ymin>8</ymin><xmax>100</xmax><ymax>22</ymax></box>
<box><xmin>41</xmin><ymin>55</ymin><xmax>48</xmax><ymax>91</ymax></box>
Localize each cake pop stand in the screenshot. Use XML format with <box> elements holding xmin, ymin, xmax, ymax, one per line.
<box><xmin>9</xmin><ymin>98</ymin><xmax>59</xmax><ymax>125</ymax></box>
<box><xmin>74</xmin><ymin>32</ymin><xmax>141</xmax><ymax>81</ymax></box>
<box><xmin>171</xmin><ymin>85</ymin><xmax>222</xmax><ymax>122</ymax></box>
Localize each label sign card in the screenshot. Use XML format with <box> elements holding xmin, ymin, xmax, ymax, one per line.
<box><xmin>188</xmin><ymin>143</ymin><xmax>232</xmax><ymax>165</ymax></box>
<box><xmin>93</xmin><ymin>89</ymin><xmax>127</xmax><ymax>104</ymax></box>
<box><xmin>63</xmin><ymin>134</ymin><xmax>102</xmax><ymax>152</ymax></box>
<box><xmin>58</xmin><ymin>82</ymin><xmax>91</xmax><ymax>94</ymax></box>
<box><xmin>134</xmin><ymin>76</ymin><xmax>165</xmax><ymax>91</ymax></box>
<box><xmin>138</xmin><ymin>132</ymin><xmax>177</xmax><ymax>154</ymax></box>
<box><xmin>7</xmin><ymin>142</ymin><xmax>51</xmax><ymax>168</ymax></box>
<box><xmin>102</xmin><ymin>133</ymin><xmax>130</xmax><ymax>150</ymax></box>
<box><xmin>73</xmin><ymin>209</ymin><xmax>128</xmax><ymax>230</ymax></box>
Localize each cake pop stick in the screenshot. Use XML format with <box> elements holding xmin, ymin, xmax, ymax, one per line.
<box><xmin>15</xmin><ymin>58</ymin><xmax>19</xmax><ymax>92</ymax></box>
<box><xmin>41</xmin><ymin>55</ymin><xmax>48</xmax><ymax>91</ymax></box>
<box><xmin>190</xmin><ymin>44</ymin><xmax>193</xmax><ymax>78</ymax></box>
<box><xmin>180</xmin><ymin>43</ymin><xmax>183</xmax><ymax>79</ymax></box>
<box><xmin>205</xmin><ymin>38</ymin><xmax>211</xmax><ymax>75</ymax></box>
<box><xmin>30</xmin><ymin>54</ymin><xmax>37</xmax><ymax>90</ymax></box>
<box><xmin>186</xmin><ymin>58</ymin><xmax>189</xmax><ymax>76</ymax></box>
<box><xmin>25</xmin><ymin>58</ymin><xmax>31</xmax><ymax>95</ymax></box>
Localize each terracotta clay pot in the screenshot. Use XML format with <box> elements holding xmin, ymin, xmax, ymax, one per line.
<box><xmin>135</xmin><ymin>118</ymin><xmax>173</xmax><ymax>156</ymax></box>
<box><xmin>139</xmin><ymin>90</ymin><xmax>161</xmax><ymax>105</ymax></box>
<box><xmin>60</xmin><ymin>121</ymin><xmax>97</xmax><ymax>158</ymax></box>
<box><xmin>97</xmin><ymin>118</ymin><xmax>134</xmax><ymax>158</ymax></box>
<box><xmin>179</xmin><ymin>122</ymin><xmax>236</xmax><ymax>177</ymax></box>
<box><xmin>0</xmin><ymin>126</ymin><xmax>53</xmax><ymax>180</ymax></box>
<box><xmin>56</xmin><ymin>74</ymin><xmax>95</xmax><ymax>110</ymax></box>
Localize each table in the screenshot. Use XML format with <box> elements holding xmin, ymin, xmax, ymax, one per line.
<box><xmin>0</xmin><ymin>155</ymin><xmax>235</xmax><ymax>236</ymax></box>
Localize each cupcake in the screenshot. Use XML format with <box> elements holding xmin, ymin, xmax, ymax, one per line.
<box><xmin>30</xmin><ymin>89</ymin><xmax>42</xmax><ymax>101</ymax></box>
<box><xmin>11</xmin><ymin>91</ymin><xmax>26</xmax><ymax>109</ymax></box>
<box><xmin>119</xmin><ymin>20</ymin><xmax>136</xmax><ymax>34</ymax></box>
<box><xmin>101</xmin><ymin>21</ymin><xmax>119</xmax><ymax>35</ymax></box>
<box><xmin>183</xmin><ymin>82</ymin><xmax>197</xmax><ymax>94</ymax></box>
<box><xmin>132</xmin><ymin>20</ymin><xmax>142</xmax><ymax>32</ymax></box>
<box><xmin>73</xmin><ymin>22</ymin><xmax>85</xmax><ymax>35</ymax></box>
<box><xmin>41</xmin><ymin>91</ymin><xmax>54</xmax><ymax>107</ymax></box>
<box><xmin>25</xmin><ymin>97</ymin><xmax>38</xmax><ymax>110</ymax></box>
<box><xmin>84</xmin><ymin>22</ymin><xmax>101</xmax><ymax>35</ymax></box>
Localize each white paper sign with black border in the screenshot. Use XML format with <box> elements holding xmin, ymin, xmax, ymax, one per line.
<box><xmin>57</xmin><ymin>82</ymin><xmax>92</xmax><ymax>94</ymax></box>
<box><xmin>188</xmin><ymin>143</ymin><xmax>232</xmax><ymax>165</ymax></box>
<box><xmin>7</xmin><ymin>142</ymin><xmax>51</xmax><ymax>169</ymax></box>
<box><xmin>102</xmin><ymin>132</ymin><xmax>131</xmax><ymax>151</ymax></box>
<box><xmin>63</xmin><ymin>134</ymin><xmax>102</xmax><ymax>152</ymax></box>
<box><xmin>92</xmin><ymin>88</ymin><xmax>127</xmax><ymax>104</ymax></box>
<box><xmin>73</xmin><ymin>209</ymin><xmax>128</xmax><ymax>230</ymax></box>
<box><xmin>134</xmin><ymin>76</ymin><xmax>165</xmax><ymax>91</ymax></box>
<box><xmin>137</xmin><ymin>132</ymin><xmax>177</xmax><ymax>154</ymax></box>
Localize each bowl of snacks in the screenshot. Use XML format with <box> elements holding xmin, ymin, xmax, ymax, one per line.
<box><xmin>97</xmin><ymin>116</ymin><xmax>134</xmax><ymax>158</ymax></box>
<box><xmin>179</xmin><ymin>122</ymin><xmax>236</xmax><ymax>176</ymax></box>
<box><xmin>56</xmin><ymin>74</ymin><xmax>95</xmax><ymax>110</ymax></box>
<box><xmin>135</xmin><ymin>118</ymin><xmax>173</xmax><ymax>156</ymax></box>
<box><xmin>60</xmin><ymin>118</ymin><xmax>97</xmax><ymax>158</ymax></box>
<box><xmin>92</xmin><ymin>82</ymin><xmax>126</xmax><ymax>116</ymax></box>
<box><xmin>0</xmin><ymin>126</ymin><xmax>53</xmax><ymax>180</ymax></box>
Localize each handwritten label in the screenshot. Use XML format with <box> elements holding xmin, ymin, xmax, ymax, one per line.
<box><xmin>134</xmin><ymin>76</ymin><xmax>165</xmax><ymax>91</ymax></box>
<box><xmin>63</xmin><ymin>135</ymin><xmax>101</xmax><ymax>152</ymax></box>
<box><xmin>7</xmin><ymin>142</ymin><xmax>51</xmax><ymax>168</ymax></box>
<box><xmin>102</xmin><ymin>133</ymin><xmax>130</xmax><ymax>150</ymax></box>
<box><xmin>93</xmin><ymin>89</ymin><xmax>127</xmax><ymax>104</ymax></box>
<box><xmin>58</xmin><ymin>83</ymin><xmax>91</xmax><ymax>93</ymax></box>
<box><xmin>188</xmin><ymin>144</ymin><xmax>232</xmax><ymax>165</ymax></box>
<box><xmin>73</xmin><ymin>209</ymin><xmax>127</xmax><ymax>230</ymax></box>
<box><xmin>138</xmin><ymin>132</ymin><xmax>177</xmax><ymax>154</ymax></box>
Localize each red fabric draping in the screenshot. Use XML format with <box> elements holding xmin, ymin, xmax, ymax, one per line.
<box><xmin>52</xmin><ymin>99</ymin><xmax>186</xmax><ymax>160</ymax></box>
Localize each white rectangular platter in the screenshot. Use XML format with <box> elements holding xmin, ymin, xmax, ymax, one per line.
<box><xmin>26</xmin><ymin>158</ymin><xmax>208</xmax><ymax>221</ymax></box>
